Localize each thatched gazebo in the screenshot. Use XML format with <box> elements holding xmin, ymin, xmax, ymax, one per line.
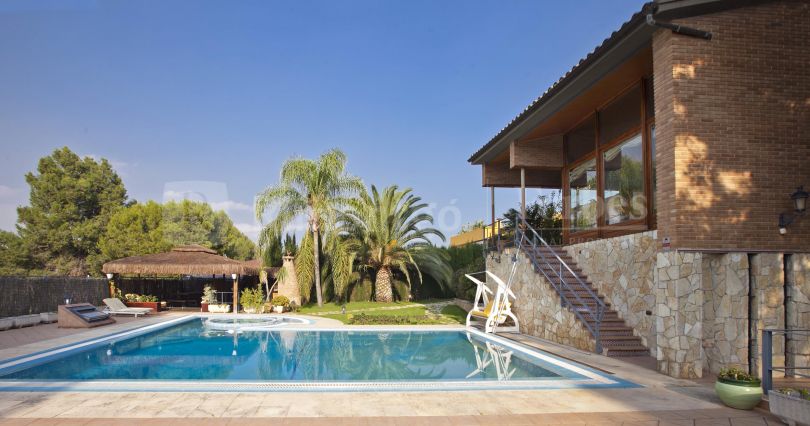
<box><xmin>102</xmin><ymin>245</ymin><xmax>260</xmax><ymax>312</ymax></box>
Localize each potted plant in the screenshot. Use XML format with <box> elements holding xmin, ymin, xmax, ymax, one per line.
<box><xmin>272</xmin><ymin>295</ymin><xmax>290</xmax><ymax>314</ymax></box>
<box><xmin>769</xmin><ymin>388</ymin><xmax>810</xmax><ymax>425</ymax></box>
<box><xmin>201</xmin><ymin>285</ymin><xmax>217</xmax><ymax>313</ymax></box>
<box><xmin>715</xmin><ymin>367</ymin><xmax>762</xmax><ymax>410</ymax></box>
<box><xmin>241</xmin><ymin>287</ymin><xmax>265</xmax><ymax>314</ymax></box>
<box><xmin>124</xmin><ymin>293</ymin><xmax>161</xmax><ymax>312</ymax></box>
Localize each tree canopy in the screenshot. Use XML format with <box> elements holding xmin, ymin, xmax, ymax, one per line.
<box><xmin>0</xmin><ymin>147</ymin><xmax>255</xmax><ymax>276</ymax></box>
<box><xmin>15</xmin><ymin>147</ymin><xmax>128</xmax><ymax>276</ymax></box>
<box><xmin>97</xmin><ymin>200</ymin><xmax>256</xmax><ymax>267</ymax></box>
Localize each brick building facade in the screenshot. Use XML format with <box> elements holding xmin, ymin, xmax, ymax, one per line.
<box><xmin>469</xmin><ymin>0</ymin><xmax>810</xmax><ymax>378</ymax></box>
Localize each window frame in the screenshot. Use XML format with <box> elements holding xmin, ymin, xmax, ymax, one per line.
<box><xmin>562</xmin><ymin>78</ymin><xmax>656</xmax><ymax>244</ymax></box>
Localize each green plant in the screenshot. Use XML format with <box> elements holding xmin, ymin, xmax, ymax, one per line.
<box><xmin>338</xmin><ymin>185</ymin><xmax>451</xmax><ymax>302</ymax></box>
<box><xmin>271</xmin><ymin>295</ymin><xmax>290</xmax><ymax>308</ymax></box>
<box><xmin>123</xmin><ymin>293</ymin><xmax>139</xmax><ymax>302</ymax></box>
<box><xmin>137</xmin><ymin>294</ymin><xmax>158</xmax><ymax>302</ymax></box>
<box><xmin>202</xmin><ymin>285</ymin><xmax>218</xmax><ymax>304</ymax></box>
<box><xmin>777</xmin><ymin>388</ymin><xmax>810</xmax><ymax>401</ymax></box>
<box><xmin>255</xmin><ymin>149</ymin><xmax>363</xmax><ymax>307</ymax></box>
<box><xmin>240</xmin><ymin>287</ymin><xmax>265</xmax><ymax>310</ymax></box>
<box><xmin>718</xmin><ymin>367</ymin><xmax>760</xmax><ymax>384</ymax></box>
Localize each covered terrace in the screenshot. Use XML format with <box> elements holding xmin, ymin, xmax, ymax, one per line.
<box><xmin>102</xmin><ymin>245</ymin><xmax>262</xmax><ymax>311</ymax></box>
<box><xmin>469</xmin><ymin>13</ymin><xmax>658</xmax><ymax>245</ymax></box>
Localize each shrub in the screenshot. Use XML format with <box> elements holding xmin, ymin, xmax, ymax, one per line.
<box><xmin>718</xmin><ymin>367</ymin><xmax>760</xmax><ymax>384</ymax></box>
<box><xmin>201</xmin><ymin>285</ymin><xmax>218</xmax><ymax>304</ymax></box>
<box><xmin>240</xmin><ymin>287</ymin><xmax>265</xmax><ymax>310</ymax></box>
<box><xmin>347</xmin><ymin>313</ymin><xmax>441</xmax><ymax>325</ymax></box>
<box><xmin>271</xmin><ymin>295</ymin><xmax>290</xmax><ymax>308</ymax></box>
<box><xmin>777</xmin><ymin>388</ymin><xmax>810</xmax><ymax>401</ymax></box>
<box><xmin>124</xmin><ymin>293</ymin><xmax>158</xmax><ymax>303</ymax></box>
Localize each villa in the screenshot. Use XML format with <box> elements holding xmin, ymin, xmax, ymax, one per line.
<box><xmin>0</xmin><ymin>0</ymin><xmax>808</xmax><ymax>423</ymax></box>
<box><xmin>469</xmin><ymin>0</ymin><xmax>810</xmax><ymax>379</ymax></box>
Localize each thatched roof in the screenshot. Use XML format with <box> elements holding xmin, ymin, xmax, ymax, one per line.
<box><xmin>242</xmin><ymin>259</ymin><xmax>281</xmax><ymax>279</ymax></box>
<box><xmin>102</xmin><ymin>245</ymin><xmax>259</xmax><ymax>276</ymax></box>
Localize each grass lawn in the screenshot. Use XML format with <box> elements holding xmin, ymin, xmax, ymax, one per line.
<box><xmin>298</xmin><ymin>300</ymin><xmax>467</xmax><ymax>325</ymax></box>
<box><xmin>440</xmin><ymin>304</ymin><xmax>468</xmax><ymax>323</ymax></box>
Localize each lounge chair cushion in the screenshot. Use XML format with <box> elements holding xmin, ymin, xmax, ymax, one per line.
<box><xmin>470</xmin><ymin>300</ymin><xmax>511</xmax><ymax>319</ymax></box>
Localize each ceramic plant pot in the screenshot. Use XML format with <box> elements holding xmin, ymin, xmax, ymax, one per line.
<box><xmin>274</xmin><ymin>305</ymin><xmax>284</xmax><ymax>314</ymax></box>
<box><xmin>208</xmin><ymin>304</ymin><xmax>231</xmax><ymax>313</ymax></box>
<box><xmin>715</xmin><ymin>378</ymin><xmax>763</xmax><ymax>410</ymax></box>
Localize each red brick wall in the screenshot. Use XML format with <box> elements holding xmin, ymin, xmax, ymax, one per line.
<box><xmin>653</xmin><ymin>1</ymin><xmax>810</xmax><ymax>251</ymax></box>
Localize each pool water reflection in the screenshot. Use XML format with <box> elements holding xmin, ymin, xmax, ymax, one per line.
<box><xmin>0</xmin><ymin>319</ymin><xmax>575</xmax><ymax>382</ymax></box>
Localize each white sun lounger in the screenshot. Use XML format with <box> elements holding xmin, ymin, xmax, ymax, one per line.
<box><xmin>102</xmin><ymin>298</ymin><xmax>152</xmax><ymax>317</ymax></box>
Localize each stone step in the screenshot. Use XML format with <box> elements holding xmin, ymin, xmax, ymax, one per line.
<box><xmin>605</xmin><ymin>347</ymin><xmax>650</xmax><ymax>357</ymax></box>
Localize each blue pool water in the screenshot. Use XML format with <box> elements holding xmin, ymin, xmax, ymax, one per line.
<box><xmin>0</xmin><ymin>318</ymin><xmax>585</xmax><ymax>383</ymax></box>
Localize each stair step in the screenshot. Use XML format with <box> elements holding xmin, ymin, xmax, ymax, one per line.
<box><xmin>605</xmin><ymin>348</ymin><xmax>650</xmax><ymax>357</ymax></box>
<box><xmin>523</xmin><ymin>246</ymin><xmax>650</xmax><ymax>359</ymax></box>
<box><xmin>600</xmin><ymin>335</ymin><xmax>641</xmax><ymax>341</ymax></box>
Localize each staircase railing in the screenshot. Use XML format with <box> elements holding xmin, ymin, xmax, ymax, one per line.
<box><xmin>515</xmin><ymin>216</ymin><xmax>606</xmax><ymax>354</ymax></box>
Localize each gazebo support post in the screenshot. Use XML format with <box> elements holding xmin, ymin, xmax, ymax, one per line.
<box><xmin>106</xmin><ymin>273</ymin><xmax>116</xmax><ymax>298</ymax></box>
<box><xmin>232</xmin><ymin>274</ymin><xmax>239</xmax><ymax>314</ymax></box>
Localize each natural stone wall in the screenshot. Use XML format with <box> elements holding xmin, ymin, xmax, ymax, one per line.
<box><xmin>487</xmin><ymin>249</ymin><xmax>595</xmax><ymax>352</ymax></box>
<box><xmin>701</xmin><ymin>253</ymin><xmax>749</xmax><ymax>375</ymax></box>
<box><xmin>565</xmin><ymin>231</ymin><xmax>657</xmax><ymax>353</ymax></box>
<box><xmin>786</xmin><ymin>254</ymin><xmax>810</xmax><ymax>376</ymax></box>
<box><xmin>655</xmin><ymin>251</ymin><xmax>704</xmax><ymax>379</ymax></box>
<box><xmin>751</xmin><ymin>253</ymin><xmax>785</xmax><ymax>378</ymax></box>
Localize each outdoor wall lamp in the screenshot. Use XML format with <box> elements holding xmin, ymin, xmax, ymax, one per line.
<box><xmin>231</xmin><ymin>273</ymin><xmax>238</xmax><ymax>280</ymax></box>
<box><xmin>106</xmin><ymin>273</ymin><xmax>114</xmax><ymax>280</ymax></box>
<box><xmin>778</xmin><ymin>186</ymin><xmax>808</xmax><ymax>234</ymax></box>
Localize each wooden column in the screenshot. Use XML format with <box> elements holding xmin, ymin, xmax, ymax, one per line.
<box><xmin>232</xmin><ymin>274</ymin><xmax>239</xmax><ymax>314</ymax></box>
<box><xmin>490</xmin><ymin>187</ymin><xmax>495</xmax><ymax>230</ymax></box>
<box><xmin>520</xmin><ymin>168</ymin><xmax>526</xmax><ymax>221</ymax></box>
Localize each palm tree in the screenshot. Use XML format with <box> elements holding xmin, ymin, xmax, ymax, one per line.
<box><xmin>255</xmin><ymin>149</ymin><xmax>362</xmax><ymax>306</ymax></box>
<box><xmin>339</xmin><ymin>185</ymin><xmax>451</xmax><ymax>302</ymax></box>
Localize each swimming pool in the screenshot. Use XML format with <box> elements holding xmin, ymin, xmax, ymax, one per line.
<box><xmin>0</xmin><ymin>316</ymin><xmax>637</xmax><ymax>392</ymax></box>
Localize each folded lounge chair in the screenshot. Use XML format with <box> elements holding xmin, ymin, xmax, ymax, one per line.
<box><xmin>465</xmin><ymin>271</ymin><xmax>519</xmax><ymax>334</ymax></box>
<box><xmin>102</xmin><ymin>298</ymin><xmax>152</xmax><ymax>317</ymax></box>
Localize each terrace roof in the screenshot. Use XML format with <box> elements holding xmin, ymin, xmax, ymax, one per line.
<box><xmin>102</xmin><ymin>244</ymin><xmax>259</xmax><ymax>276</ymax></box>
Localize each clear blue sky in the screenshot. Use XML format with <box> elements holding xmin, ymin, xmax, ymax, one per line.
<box><xmin>0</xmin><ymin>0</ymin><xmax>643</xmax><ymax>241</ymax></box>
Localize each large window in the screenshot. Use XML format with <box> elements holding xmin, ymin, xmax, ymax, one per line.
<box><xmin>562</xmin><ymin>79</ymin><xmax>656</xmax><ymax>241</ymax></box>
<box><xmin>599</xmin><ymin>86</ymin><xmax>641</xmax><ymax>145</ymax></box>
<box><xmin>603</xmin><ymin>133</ymin><xmax>644</xmax><ymax>225</ymax></box>
<box><xmin>650</xmin><ymin>124</ymin><xmax>656</xmax><ymax>216</ymax></box>
<box><xmin>568</xmin><ymin>159</ymin><xmax>598</xmax><ymax>231</ymax></box>
<box><xmin>565</xmin><ymin>116</ymin><xmax>595</xmax><ymax>164</ymax></box>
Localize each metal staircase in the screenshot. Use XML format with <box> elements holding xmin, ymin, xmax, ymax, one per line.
<box><xmin>514</xmin><ymin>218</ymin><xmax>649</xmax><ymax>358</ymax></box>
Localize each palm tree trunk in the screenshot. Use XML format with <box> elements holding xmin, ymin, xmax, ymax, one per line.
<box><xmin>375</xmin><ymin>266</ymin><xmax>394</xmax><ymax>303</ymax></box>
<box><xmin>313</xmin><ymin>227</ymin><xmax>323</xmax><ymax>307</ymax></box>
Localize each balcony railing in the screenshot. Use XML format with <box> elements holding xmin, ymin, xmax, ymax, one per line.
<box><xmin>761</xmin><ymin>328</ymin><xmax>810</xmax><ymax>392</ymax></box>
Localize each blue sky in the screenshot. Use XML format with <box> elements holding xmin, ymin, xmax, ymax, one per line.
<box><xmin>0</xmin><ymin>0</ymin><xmax>643</xmax><ymax>242</ymax></box>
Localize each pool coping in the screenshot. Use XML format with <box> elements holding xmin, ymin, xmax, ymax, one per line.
<box><xmin>0</xmin><ymin>314</ymin><xmax>640</xmax><ymax>392</ymax></box>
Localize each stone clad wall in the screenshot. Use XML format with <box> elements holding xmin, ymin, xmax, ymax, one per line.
<box><xmin>751</xmin><ymin>253</ymin><xmax>786</xmax><ymax>378</ymax></box>
<box><xmin>787</xmin><ymin>254</ymin><xmax>810</xmax><ymax>375</ymax></box>
<box><xmin>487</xmin><ymin>249</ymin><xmax>595</xmax><ymax>352</ymax></box>
<box><xmin>701</xmin><ymin>253</ymin><xmax>749</xmax><ymax>375</ymax></box>
<box><xmin>655</xmin><ymin>251</ymin><xmax>704</xmax><ymax>379</ymax></box>
<box><xmin>565</xmin><ymin>231</ymin><xmax>657</xmax><ymax>353</ymax></box>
